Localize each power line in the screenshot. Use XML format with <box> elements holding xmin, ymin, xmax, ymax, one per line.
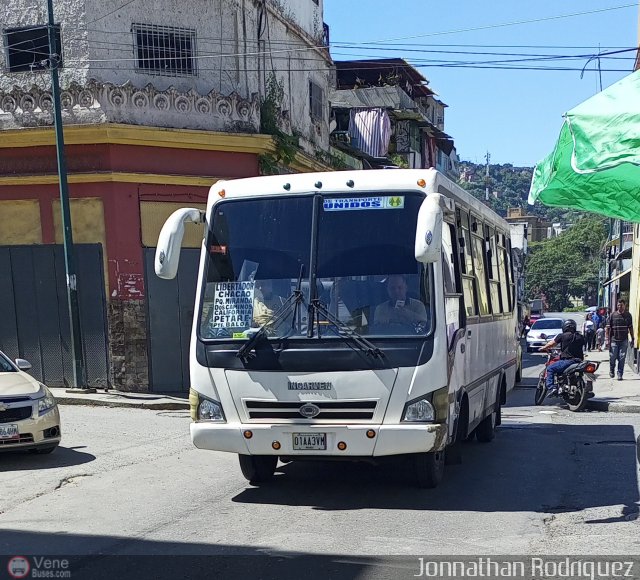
<box><xmin>349</xmin><ymin>3</ymin><xmax>637</xmax><ymax>45</ymax></box>
<box><xmin>85</xmin><ymin>0</ymin><xmax>139</xmax><ymax>25</ymax></box>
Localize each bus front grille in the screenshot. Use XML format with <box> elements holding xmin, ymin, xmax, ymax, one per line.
<box><xmin>244</xmin><ymin>400</ymin><xmax>377</xmax><ymax>421</ymax></box>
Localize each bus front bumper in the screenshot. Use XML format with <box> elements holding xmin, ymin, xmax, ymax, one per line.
<box><xmin>191</xmin><ymin>422</ymin><xmax>447</xmax><ymax>457</ymax></box>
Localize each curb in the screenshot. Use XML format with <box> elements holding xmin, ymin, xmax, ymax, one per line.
<box><xmin>54</xmin><ymin>396</ymin><xmax>189</xmax><ymax>411</ymax></box>
<box><xmin>587</xmin><ymin>398</ymin><xmax>640</xmax><ymax>414</ymax></box>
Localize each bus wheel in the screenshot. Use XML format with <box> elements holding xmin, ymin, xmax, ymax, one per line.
<box><xmin>476</xmin><ymin>398</ymin><xmax>499</xmax><ymax>443</ymax></box>
<box><xmin>412</xmin><ymin>451</ymin><xmax>445</xmax><ymax>489</ymax></box>
<box><xmin>238</xmin><ymin>454</ymin><xmax>277</xmax><ymax>484</ymax></box>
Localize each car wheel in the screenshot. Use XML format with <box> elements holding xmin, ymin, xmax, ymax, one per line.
<box><xmin>29</xmin><ymin>444</ymin><xmax>58</xmax><ymax>455</ymax></box>
<box><xmin>238</xmin><ymin>454</ymin><xmax>277</xmax><ymax>485</ymax></box>
<box><xmin>476</xmin><ymin>408</ymin><xmax>497</xmax><ymax>443</ymax></box>
<box><xmin>411</xmin><ymin>450</ymin><xmax>445</xmax><ymax>489</ymax></box>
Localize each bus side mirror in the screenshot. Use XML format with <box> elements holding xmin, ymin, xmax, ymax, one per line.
<box><xmin>155</xmin><ymin>208</ymin><xmax>203</xmax><ymax>279</ymax></box>
<box><xmin>415</xmin><ymin>194</ymin><xmax>445</xmax><ymax>264</ymax></box>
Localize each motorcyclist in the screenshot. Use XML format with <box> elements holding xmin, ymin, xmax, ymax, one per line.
<box><xmin>539</xmin><ymin>319</ymin><xmax>586</xmax><ymax>395</ymax></box>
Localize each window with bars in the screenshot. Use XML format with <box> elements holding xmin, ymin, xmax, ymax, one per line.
<box><xmin>132</xmin><ymin>23</ymin><xmax>196</xmax><ymax>76</ymax></box>
<box><xmin>309</xmin><ymin>80</ymin><xmax>324</xmax><ymax>121</ymax></box>
<box><xmin>4</xmin><ymin>25</ymin><xmax>62</xmax><ymax>72</ymax></box>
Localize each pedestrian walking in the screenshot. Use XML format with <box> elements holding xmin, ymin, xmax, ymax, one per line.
<box><xmin>583</xmin><ymin>314</ymin><xmax>596</xmax><ymax>351</ymax></box>
<box><xmin>596</xmin><ymin>326</ymin><xmax>605</xmax><ymax>352</ymax></box>
<box><xmin>606</xmin><ymin>300</ymin><xmax>634</xmax><ymax>380</ymax></box>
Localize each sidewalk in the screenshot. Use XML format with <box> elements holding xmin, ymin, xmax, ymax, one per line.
<box><xmin>50</xmin><ymin>387</ymin><xmax>189</xmax><ymax>411</ymax></box>
<box><xmin>584</xmin><ymin>348</ymin><xmax>640</xmax><ymax>413</ymax></box>
<box><xmin>50</xmin><ymin>349</ymin><xmax>640</xmax><ymax>414</ymax></box>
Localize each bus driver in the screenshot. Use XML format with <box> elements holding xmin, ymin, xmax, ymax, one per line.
<box><xmin>374</xmin><ymin>274</ymin><xmax>428</xmax><ymax>331</ymax></box>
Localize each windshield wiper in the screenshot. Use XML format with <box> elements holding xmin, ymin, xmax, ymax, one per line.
<box><xmin>237</xmin><ymin>266</ymin><xmax>306</xmax><ymax>363</ymax></box>
<box><xmin>309</xmin><ymin>300</ymin><xmax>384</xmax><ymax>359</ymax></box>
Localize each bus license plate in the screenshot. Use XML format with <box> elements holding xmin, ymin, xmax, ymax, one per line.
<box><xmin>292</xmin><ymin>433</ymin><xmax>326</xmax><ymax>451</ymax></box>
<box><xmin>0</xmin><ymin>424</ymin><xmax>19</xmax><ymax>439</ymax></box>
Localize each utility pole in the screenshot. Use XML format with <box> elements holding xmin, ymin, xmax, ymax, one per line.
<box><xmin>484</xmin><ymin>151</ymin><xmax>491</xmax><ymax>202</ymax></box>
<box><xmin>46</xmin><ymin>0</ymin><xmax>92</xmax><ymax>392</ymax></box>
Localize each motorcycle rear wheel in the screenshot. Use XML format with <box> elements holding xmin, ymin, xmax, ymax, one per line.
<box><xmin>534</xmin><ymin>375</ymin><xmax>547</xmax><ymax>406</ymax></box>
<box><xmin>564</xmin><ymin>378</ymin><xmax>589</xmax><ymax>412</ymax></box>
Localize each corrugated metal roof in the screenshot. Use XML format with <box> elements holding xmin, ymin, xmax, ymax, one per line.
<box><xmin>329</xmin><ymin>86</ymin><xmax>416</xmax><ymax>110</ymax></box>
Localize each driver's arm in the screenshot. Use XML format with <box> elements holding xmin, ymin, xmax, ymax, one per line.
<box><xmin>540</xmin><ymin>335</ymin><xmax>560</xmax><ymax>352</ymax></box>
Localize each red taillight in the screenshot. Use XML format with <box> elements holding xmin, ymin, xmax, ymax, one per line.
<box><xmin>584</xmin><ymin>363</ymin><xmax>597</xmax><ymax>373</ymax></box>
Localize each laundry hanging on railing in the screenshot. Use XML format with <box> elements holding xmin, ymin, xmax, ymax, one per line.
<box><xmin>348</xmin><ymin>108</ymin><xmax>392</xmax><ymax>158</ymax></box>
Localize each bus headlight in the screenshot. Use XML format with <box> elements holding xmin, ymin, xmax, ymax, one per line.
<box><xmin>402</xmin><ymin>397</ymin><xmax>435</xmax><ymax>422</ymax></box>
<box><xmin>198</xmin><ymin>399</ymin><xmax>225</xmax><ymax>422</ymax></box>
<box><xmin>190</xmin><ymin>389</ymin><xmax>225</xmax><ymax>422</ymax></box>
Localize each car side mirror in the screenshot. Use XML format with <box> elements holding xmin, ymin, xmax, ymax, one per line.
<box><xmin>15</xmin><ymin>358</ymin><xmax>32</xmax><ymax>371</ymax></box>
<box><xmin>415</xmin><ymin>193</ymin><xmax>452</xmax><ymax>264</ymax></box>
<box><xmin>155</xmin><ymin>208</ymin><xmax>204</xmax><ymax>279</ymax></box>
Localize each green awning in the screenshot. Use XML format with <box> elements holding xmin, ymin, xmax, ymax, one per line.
<box><xmin>529</xmin><ymin>69</ymin><xmax>640</xmax><ymax>222</ymax></box>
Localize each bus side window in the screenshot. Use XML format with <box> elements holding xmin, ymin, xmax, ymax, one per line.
<box><xmin>470</xmin><ymin>215</ymin><xmax>490</xmax><ymax>316</ymax></box>
<box><xmin>442</xmin><ymin>223</ymin><xmax>464</xmax><ymax>348</ymax></box>
<box><xmin>486</xmin><ymin>225</ymin><xmax>502</xmax><ymax>314</ymax></box>
<box><xmin>457</xmin><ymin>209</ymin><xmax>477</xmax><ymax>317</ymax></box>
<box><xmin>497</xmin><ymin>233</ymin><xmax>510</xmax><ymax>313</ymax></box>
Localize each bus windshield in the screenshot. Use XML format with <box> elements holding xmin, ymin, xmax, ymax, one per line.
<box><xmin>198</xmin><ymin>192</ymin><xmax>433</xmax><ymax>341</ymax></box>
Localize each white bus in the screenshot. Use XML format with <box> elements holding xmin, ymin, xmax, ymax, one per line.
<box><xmin>155</xmin><ymin>169</ymin><xmax>521</xmax><ymax>488</ymax></box>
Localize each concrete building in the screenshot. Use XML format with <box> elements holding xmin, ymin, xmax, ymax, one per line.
<box><xmin>0</xmin><ymin>0</ymin><xmax>334</xmax><ymax>392</ymax></box>
<box><xmin>328</xmin><ymin>59</ymin><xmax>458</xmax><ymax>179</ymax></box>
<box><xmin>505</xmin><ymin>207</ymin><xmax>550</xmax><ymax>243</ymax></box>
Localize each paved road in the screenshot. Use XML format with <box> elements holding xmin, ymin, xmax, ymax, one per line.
<box><xmin>1</xmin><ymin>349</ymin><xmax>639</xmax><ymax>576</ymax></box>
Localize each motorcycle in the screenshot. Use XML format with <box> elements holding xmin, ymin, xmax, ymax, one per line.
<box><xmin>534</xmin><ymin>349</ymin><xmax>600</xmax><ymax>412</ymax></box>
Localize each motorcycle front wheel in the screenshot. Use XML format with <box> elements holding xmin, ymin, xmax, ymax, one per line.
<box><xmin>564</xmin><ymin>378</ymin><xmax>589</xmax><ymax>412</ymax></box>
<box><xmin>534</xmin><ymin>375</ymin><xmax>547</xmax><ymax>406</ymax></box>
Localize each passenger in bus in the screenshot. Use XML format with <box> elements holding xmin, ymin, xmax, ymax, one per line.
<box><xmin>373</xmin><ymin>274</ymin><xmax>428</xmax><ymax>330</ymax></box>
<box><xmin>255</xmin><ymin>279</ymin><xmax>287</xmax><ymax>312</ymax></box>
<box><xmin>252</xmin><ymin>279</ymin><xmax>287</xmax><ymax>328</ymax></box>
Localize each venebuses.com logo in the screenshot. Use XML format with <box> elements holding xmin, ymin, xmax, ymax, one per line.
<box><xmin>6</xmin><ymin>556</ymin><xmax>71</xmax><ymax>578</ymax></box>
<box><xmin>7</xmin><ymin>557</ymin><xmax>30</xmax><ymax>579</ymax></box>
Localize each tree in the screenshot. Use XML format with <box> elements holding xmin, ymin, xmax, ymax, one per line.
<box><xmin>524</xmin><ymin>217</ymin><xmax>606</xmax><ymax>310</ymax></box>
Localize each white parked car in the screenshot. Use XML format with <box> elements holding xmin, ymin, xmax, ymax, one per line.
<box><xmin>526</xmin><ymin>318</ymin><xmax>564</xmax><ymax>353</ymax></box>
<box><xmin>0</xmin><ymin>350</ymin><xmax>61</xmax><ymax>454</ymax></box>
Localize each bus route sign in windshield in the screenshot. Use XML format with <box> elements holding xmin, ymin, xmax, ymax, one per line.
<box><xmin>210</xmin><ymin>281</ymin><xmax>255</xmax><ymax>328</ymax></box>
<box><xmin>323</xmin><ymin>196</ymin><xmax>404</xmax><ymax>211</ymax></box>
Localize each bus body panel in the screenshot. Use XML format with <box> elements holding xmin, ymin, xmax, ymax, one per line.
<box><xmin>191</xmin><ymin>422</ymin><xmax>447</xmax><ymax>457</ymax></box>
<box><xmin>177</xmin><ymin>169</ymin><xmax>519</xmax><ymax>466</ymax></box>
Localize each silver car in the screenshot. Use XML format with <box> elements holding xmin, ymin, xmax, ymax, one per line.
<box><xmin>0</xmin><ymin>350</ymin><xmax>61</xmax><ymax>453</ymax></box>
<box><xmin>526</xmin><ymin>318</ymin><xmax>564</xmax><ymax>353</ymax></box>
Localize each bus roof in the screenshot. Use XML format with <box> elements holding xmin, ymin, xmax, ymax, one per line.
<box><xmin>207</xmin><ymin>169</ymin><xmax>510</xmax><ymax>232</ymax></box>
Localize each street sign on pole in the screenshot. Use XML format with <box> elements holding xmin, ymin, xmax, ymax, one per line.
<box><xmin>46</xmin><ymin>0</ymin><xmax>94</xmax><ymax>392</ymax></box>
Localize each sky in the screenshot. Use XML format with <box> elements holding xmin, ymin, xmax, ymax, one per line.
<box><xmin>323</xmin><ymin>0</ymin><xmax>638</xmax><ymax>167</ymax></box>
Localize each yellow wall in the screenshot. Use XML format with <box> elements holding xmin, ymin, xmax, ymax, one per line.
<box><xmin>140</xmin><ymin>201</ymin><xmax>207</xmax><ymax>248</ymax></box>
<box><xmin>52</xmin><ymin>198</ymin><xmax>109</xmax><ymax>293</ymax></box>
<box><xmin>0</xmin><ymin>200</ymin><xmax>42</xmax><ymax>244</ymax></box>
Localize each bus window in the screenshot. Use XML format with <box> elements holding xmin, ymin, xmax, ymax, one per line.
<box><xmin>506</xmin><ymin>238</ymin><xmax>516</xmax><ymax>311</ymax></box>
<box><xmin>458</xmin><ymin>209</ymin><xmax>477</xmax><ymax>317</ymax></box>
<box><xmin>487</xmin><ymin>226</ymin><xmax>502</xmax><ymax>313</ymax></box>
<box><xmin>443</xmin><ymin>223</ymin><xmax>463</xmax><ymax>348</ymax></box>
<box><xmin>470</xmin><ymin>216</ymin><xmax>490</xmax><ymax>316</ymax></box>
<box><xmin>497</xmin><ymin>234</ymin><xmax>510</xmax><ymax>313</ymax></box>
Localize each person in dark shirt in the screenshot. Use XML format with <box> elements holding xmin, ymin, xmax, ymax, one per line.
<box><xmin>606</xmin><ymin>300</ymin><xmax>634</xmax><ymax>380</ymax></box>
<box><xmin>540</xmin><ymin>319</ymin><xmax>586</xmax><ymax>394</ymax></box>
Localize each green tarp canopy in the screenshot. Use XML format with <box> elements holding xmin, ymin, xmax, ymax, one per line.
<box><xmin>528</xmin><ymin>69</ymin><xmax>640</xmax><ymax>222</ymax></box>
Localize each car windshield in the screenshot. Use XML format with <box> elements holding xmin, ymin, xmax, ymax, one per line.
<box><xmin>0</xmin><ymin>352</ymin><xmax>16</xmax><ymax>372</ymax></box>
<box><xmin>531</xmin><ymin>319</ymin><xmax>563</xmax><ymax>330</ymax></box>
<box><xmin>198</xmin><ymin>193</ymin><xmax>433</xmax><ymax>341</ymax></box>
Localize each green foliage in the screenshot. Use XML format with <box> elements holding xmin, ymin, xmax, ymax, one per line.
<box><xmin>457</xmin><ymin>161</ymin><xmax>579</xmax><ymax>223</ymax></box>
<box><xmin>389</xmin><ymin>154</ymin><xmax>409</xmax><ymax>169</ymax></box>
<box><xmin>525</xmin><ymin>217</ymin><xmax>607</xmax><ymax>311</ymax></box>
<box><xmin>259</xmin><ymin>73</ymin><xmax>299</xmax><ymax>174</ymax></box>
